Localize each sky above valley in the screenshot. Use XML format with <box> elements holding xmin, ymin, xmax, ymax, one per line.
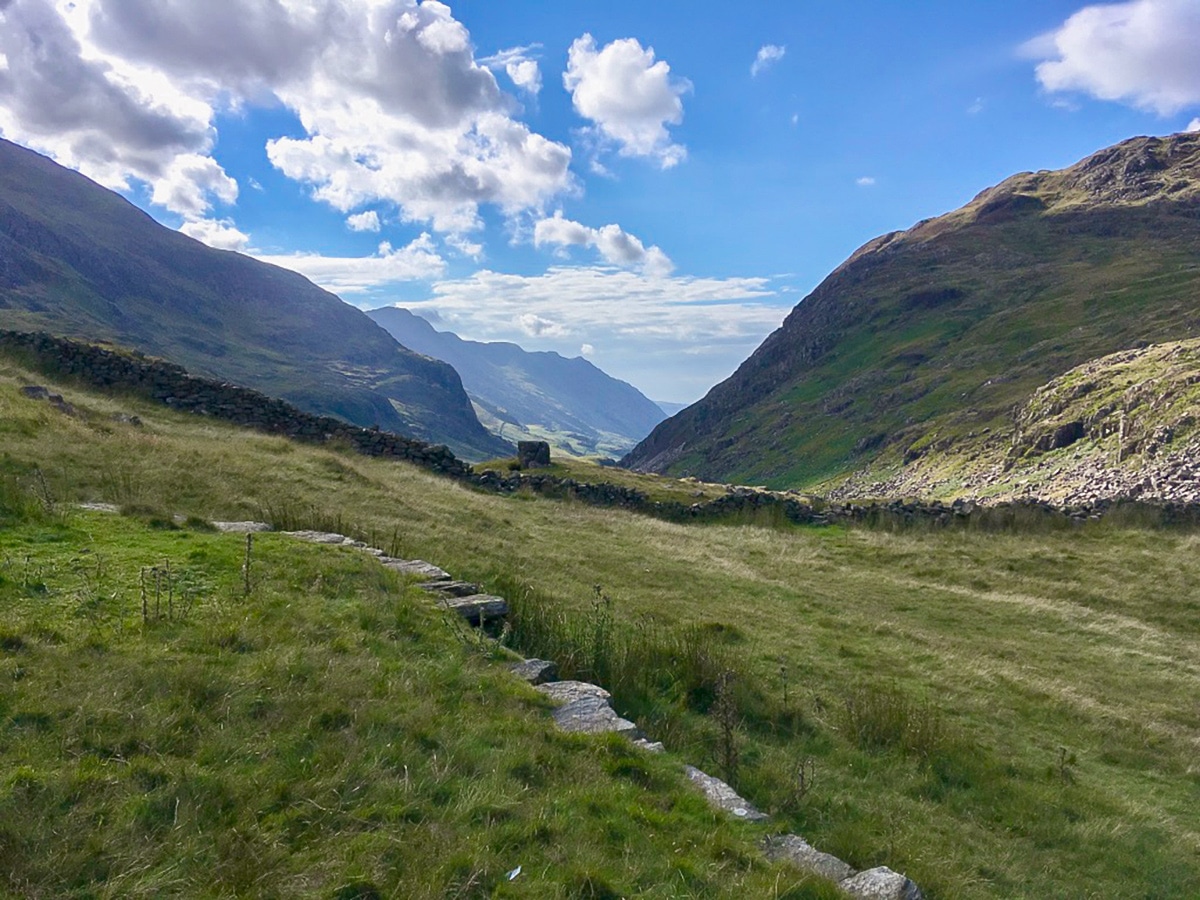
<box><xmin>2</xmin><ymin>1</ymin><xmax>1200</xmax><ymax>403</ymax></box>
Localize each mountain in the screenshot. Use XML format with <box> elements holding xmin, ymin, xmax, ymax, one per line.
<box><xmin>624</xmin><ymin>132</ymin><xmax>1200</xmax><ymax>491</ymax></box>
<box><xmin>367</xmin><ymin>306</ymin><xmax>666</xmax><ymax>457</ymax></box>
<box><xmin>655</xmin><ymin>400</ymin><xmax>689</xmax><ymax>417</ymax></box>
<box><xmin>0</xmin><ymin>139</ymin><xmax>509</xmax><ymax>460</ymax></box>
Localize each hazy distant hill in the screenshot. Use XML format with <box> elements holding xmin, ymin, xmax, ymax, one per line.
<box><xmin>0</xmin><ymin>139</ymin><xmax>509</xmax><ymax>460</ymax></box>
<box><xmin>625</xmin><ymin>133</ymin><xmax>1200</xmax><ymax>490</ymax></box>
<box><xmin>368</xmin><ymin>306</ymin><xmax>666</xmax><ymax>457</ymax></box>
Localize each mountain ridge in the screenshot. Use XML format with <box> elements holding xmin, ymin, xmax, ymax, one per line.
<box><xmin>368</xmin><ymin>306</ymin><xmax>665</xmax><ymax>457</ymax></box>
<box><xmin>623</xmin><ymin>132</ymin><xmax>1200</xmax><ymax>491</ymax></box>
<box><xmin>0</xmin><ymin>138</ymin><xmax>509</xmax><ymax>460</ymax></box>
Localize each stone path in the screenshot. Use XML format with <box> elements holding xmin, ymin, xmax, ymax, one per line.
<box><xmin>214</xmin><ymin>522</ymin><xmax>925</xmax><ymax>899</ymax></box>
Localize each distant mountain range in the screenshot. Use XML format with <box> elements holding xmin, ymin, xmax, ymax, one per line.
<box><xmin>625</xmin><ymin>133</ymin><xmax>1200</xmax><ymax>492</ymax></box>
<box><xmin>368</xmin><ymin>306</ymin><xmax>666</xmax><ymax>457</ymax></box>
<box><xmin>0</xmin><ymin>139</ymin><xmax>509</xmax><ymax>460</ymax></box>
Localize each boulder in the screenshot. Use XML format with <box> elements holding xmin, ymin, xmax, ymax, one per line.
<box><xmin>517</xmin><ymin>440</ymin><xmax>551</xmax><ymax>468</ymax></box>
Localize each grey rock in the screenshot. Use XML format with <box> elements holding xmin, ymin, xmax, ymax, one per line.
<box><xmin>110</xmin><ymin>412</ymin><xmax>142</xmax><ymax>426</ymax></box>
<box><xmin>517</xmin><ymin>440</ymin><xmax>551</xmax><ymax>468</ymax></box>
<box><xmin>441</xmin><ymin>593</ymin><xmax>507</xmax><ymax>625</ymax></box>
<box><xmin>20</xmin><ymin>385</ymin><xmax>49</xmax><ymax>400</ymax></box>
<box><xmin>536</xmin><ymin>681</ymin><xmax>610</xmax><ymax>704</ymax></box>
<box><xmin>763</xmin><ymin>834</ymin><xmax>855</xmax><ymax>883</ymax></box>
<box><xmin>510</xmin><ymin>658</ymin><xmax>558</xmax><ymax>684</ymax></box>
<box><xmin>549</xmin><ymin>696</ymin><xmax>640</xmax><ymax>737</ymax></box>
<box><xmin>839</xmin><ymin>867</ymin><xmax>924</xmax><ymax>900</ymax></box>
<box><xmin>420</xmin><ymin>580</ymin><xmax>484</xmax><ymax>597</ymax></box>
<box><xmin>682</xmin><ymin>765</ymin><xmax>769</xmax><ymax>822</ymax></box>
<box><xmin>78</xmin><ymin>502</ymin><xmax>119</xmax><ymax>513</ymax></box>
<box><xmin>285</xmin><ymin>530</ymin><xmax>350</xmax><ymax>544</ymax></box>
<box><xmin>212</xmin><ymin>521</ymin><xmax>273</xmax><ymax>533</ymax></box>
<box><xmin>535</xmin><ymin>681</ymin><xmax>640</xmax><ymax>737</ymax></box>
<box><xmin>632</xmin><ymin>738</ymin><xmax>665</xmax><ymax>753</ymax></box>
<box><xmin>379</xmin><ymin>557</ymin><xmax>451</xmax><ymax>581</ymax></box>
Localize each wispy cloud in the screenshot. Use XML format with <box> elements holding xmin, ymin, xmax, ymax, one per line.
<box><xmin>751</xmin><ymin>44</ymin><xmax>786</xmax><ymax>77</ymax></box>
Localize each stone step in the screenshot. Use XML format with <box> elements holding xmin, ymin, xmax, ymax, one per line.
<box><xmin>440</xmin><ymin>593</ymin><xmax>508</xmax><ymax>625</ymax></box>
<box><xmin>509</xmin><ymin>659</ymin><xmax>558</xmax><ymax>685</ymax></box>
<box><xmin>763</xmin><ymin>834</ymin><xmax>854</xmax><ymax>883</ymax></box>
<box><xmin>535</xmin><ymin>681</ymin><xmax>640</xmax><ymax>738</ymax></box>
<box><xmin>379</xmin><ymin>557</ymin><xmax>452</xmax><ymax>581</ymax></box>
<box><xmin>420</xmin><ymin>580</ymin><xmax>484</xmax><ymax>597</ymax></box>
<box><xmin>682</xmin><ymin>766</ymin><xmax>769</xmax><ymax>822</ymax></box>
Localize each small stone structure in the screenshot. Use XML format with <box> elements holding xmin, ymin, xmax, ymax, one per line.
<box><xmin>517</xmin><ymin>440</ymin><xmax>551</xmax><ymax>468</ymax></box>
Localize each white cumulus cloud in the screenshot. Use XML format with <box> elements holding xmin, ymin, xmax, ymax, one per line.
<box><xmin>0</xmin><ymin>0</ymin><xmax>574</xmax><ymax>242</ymax></box>
<box><xmin>254</xmin><ymin>234</ymin><xmax>446</xmax><ymax>294</ymax></box>
<box><xmin>564</xmin><ymin>33</ymin><xmax>691</xmax><ymax>169</ymax></box>
<box><xmin>480</xmin><ymin>45</ymin><xmax>542</xmax><ymax>95</ymax></box>
<box><xmin>1030</xmin><ymin>0</ymin><xmax>1200</xmax><ymax>114</ymax></box>
<box><xmin>856</xmin><ymin>176</ymin><xmax>876</xmax><ymax>187</ymax></box>
<box><xmin>1186</xmin><ymin>117</ymin><xmax>1200</xmax><ymax>132</ymax></box>
<box><xmin>534</xmin><ymin>211</ymin><xmax>673</xmax><ymax>275</ymax></box>
<box><xmin>179</xmin><ymin>217</ymin><xmax>250</xmax><ymax>251</ymax></box>
<box><xmin>751</xmin><ymin>44</ymin><xmax>786</xmax><ymax>77</ymax></box>
<box><xmin>346</xmin><ymin>210</ymin><xmax>381</xmax><ymax>232</ymax></box>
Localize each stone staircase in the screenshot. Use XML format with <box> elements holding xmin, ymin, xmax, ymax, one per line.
<box><xmin>217</xmin><ymin>523</ymin><xmax>926</xmax><ymax>900</ymax></box>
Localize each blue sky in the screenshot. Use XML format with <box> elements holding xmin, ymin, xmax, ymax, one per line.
<box><xmin>2</xmin><ymin>1</ymin><xmax>1199</xmax><ymax>402</ymax></box>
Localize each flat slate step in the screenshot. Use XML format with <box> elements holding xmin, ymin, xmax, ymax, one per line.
<box><xmin>379</xmin><ymin>557</ymin><xmax>452</xmax><ymax>581</ymax></box>
<box><xmin>284</xmin><ymin>530</ymin><xmax>351</xmax><ymax>544</ymax></box>
<box><xmin>839</xmin><ymin>867</ymin><xmax>925</xmax><ymax>900</ymax></box>
<box><xmin>763</xmin><ymin>834</ymin><xmax>855</xmax><ymax>883</ymax></box>
<box><xmin>212</xmin><ymin>521</ymin><xmax>273</xmax><ymax>533</ymax></box>
<box><xmin>682</xmin><ymin>766</ymin><xmax>769</xmax><ymax>822</ymax></box>
<box><xmin>510</xmin><ymin>659</ymin><xmax>559</xmax><ymax>685</ymax></box>
<box><xmin>420</xmin><ymin>580</ymin><xmax>484</xmax><ymax>597</ymax></box>
<box><xmin>440</xmin><ymin>593</ymin><xmax>507</xmax><ymax>625</ymax></box>
<box><xmin>535</xmin><ymin>681</ymin><xmax>639</xmax><ymax>738</ymax></box>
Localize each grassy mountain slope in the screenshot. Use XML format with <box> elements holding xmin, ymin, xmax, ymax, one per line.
<box><xmin>0</xmin><ymin>138</ymin><xmax>508</xmax><ymax>460</ymax></box>
<box><xmin>624</xmin><ymin>133</ymin><xmax>1200</xmax><ymax>489</ymax></box>
<box><xmin>833</xmin><ymin>336</ymin><xmax>1200</xmax><ymax>504</ymax></box>
<box><xmin>369</xmin><ymin>307</ymin><xmax>666</xmax><ymax>457</ymax></box>
<box><xmin>2</xmin><ymin>352</ymin><xmax>1198</xmax><ymax>898</ymax></box>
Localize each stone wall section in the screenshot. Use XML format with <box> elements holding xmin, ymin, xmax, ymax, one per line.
<box><xmin>10</xmin><ymin>328</ymin><xmax>1200</xmax><ymax>531</ymax></box>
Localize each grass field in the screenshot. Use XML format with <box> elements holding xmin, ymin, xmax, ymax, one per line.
<box><xmin>2</xmin><ymin>358</ymin><xmax>1199</xmax><ymax>898</ymax></box>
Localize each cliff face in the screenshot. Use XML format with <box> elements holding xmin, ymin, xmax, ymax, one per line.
<box><xmin>623</xmin><ymin>133</ymin><xmax>1200</xmax><ymax>490</ymax></box>
<box><xmin>0</xmin><ymin>139</ymin><xmax>509</xmax><ymax>460</ymax></box>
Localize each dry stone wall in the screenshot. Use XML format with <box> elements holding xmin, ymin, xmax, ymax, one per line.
<box><xmin>10</xmin><ymin>329</ymin><xmax>1200</xmax><ymax>531</ymax></box>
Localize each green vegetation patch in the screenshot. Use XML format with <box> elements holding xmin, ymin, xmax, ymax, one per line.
<box><xmin>0</xmin><ymin>507</ymin><xmax>828</xmax><ymax>898</ymax></box>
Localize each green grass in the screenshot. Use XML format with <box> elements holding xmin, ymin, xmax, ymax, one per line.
<box><xmin>477</xmin><ymin>456</ymin><xmax>733</xmax><ymax>504</ymax></box>
<box><xmin>2</xmin><ymin>360</ymin><xmax>1199</xmax><ymax>897</ymax></box>
<box><xmin>0</xmin><ymin>488</ymin><xmax>835</xmax><ymax>897</ymax></box>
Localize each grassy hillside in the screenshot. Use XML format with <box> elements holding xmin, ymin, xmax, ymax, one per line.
<box><xmin>0</xmin><ymin>139</ymin><xmax>508</xmax><ymax>460</ymax></box>
<box><xmin>2</xmin><ymin>357</ymin><xmax>1199</xmax><ymax>898</ymax></box>
<box><xmin>624</xmin><ymin>133</ymin><xmax>1200</xmax><ymax>489</ymax></box>
<box><xmin>0</xmin><ymin>444</ymin><xmax>831</xmax><ymax>897</ymax></box>
<box><xmin>831</xmin><ymin>337</ymin><xmax>1200</xmax><ymax>503</ymax></box>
